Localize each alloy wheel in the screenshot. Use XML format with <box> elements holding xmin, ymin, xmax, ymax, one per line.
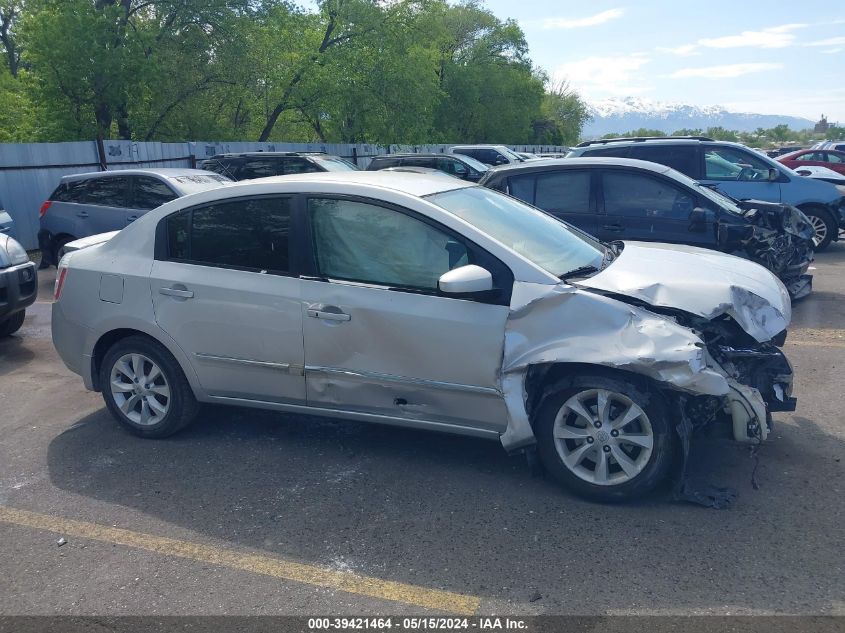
<box><xmin>552</xmin><ymin>389</ymin><xmax>654</xmax><ymax>486</ymax></box>
<box><xmin>808</xmin><ymin>214</ymin><xmax>828</xmax><ymax>247</ymax></box>
<box><xmin>109</xmin><ymin>353</ymin><xmax>171</xmax><ymax>426</ymax></box>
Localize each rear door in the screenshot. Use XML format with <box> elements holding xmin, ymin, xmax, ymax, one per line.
<box><xmin>599</xmin><ymin>169</ymin><xmax>716</xmax><ymax>246</ymax></box>
<box><xmin>149</xmin><ymin>195</ymin><xmax>305</xmax><ymax>403</ymax></box>
<box><xmin>73</xmin><ymin>176</ymin><xmax>131</xmax><ymax>237</ymax></box>
<box><xmin>700</xmin><ymin>145</ymin><xmax>781</xmax><ymax>203</ymax></box>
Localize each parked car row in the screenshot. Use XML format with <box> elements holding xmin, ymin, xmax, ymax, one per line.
<box><xmin>9</xmin><ymin>138</ymin><xmax>833</xmax><ymax>501</ymax></box>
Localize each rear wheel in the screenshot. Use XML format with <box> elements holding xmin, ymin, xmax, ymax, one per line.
<box><xmin>100</xmin><ymin>335</ymin><xmax>199</xmax><ymax>438</ymax></box>
<box><xmin>52</xmin><ymin>235</ymin><xmax>76</xmax><ymax>266</ymax></box>
<box><xmin>801</xmin><ymin>206</ymin><xmax>836</xmax><ymax>251</ymax></box>
<box><xmin>535</xmin><ymin>374</ymin><xmax>675</xmax><ymax>502</ymax></box>
<box><xmin>0</xmin><ymin>311</ymin><xmax>25</xmax><ymax>337</ymax></box>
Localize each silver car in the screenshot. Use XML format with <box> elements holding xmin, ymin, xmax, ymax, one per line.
<box><xmin>51</xmin><ymin>172</ymin><xmax>795</xmax><ymax>501</ymax></box>
<box><xmin>38</xmin><ymin>168</ymin><xmax>231</xmax><ymax>266</ymax></box>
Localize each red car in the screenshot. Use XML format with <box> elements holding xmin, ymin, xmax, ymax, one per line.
<box><xmin>777</xmin><ymin>149</ymin><xmax>845</xmax><ymax>176</ymax></box>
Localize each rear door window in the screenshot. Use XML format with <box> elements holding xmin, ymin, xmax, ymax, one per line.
<box><xmin>402</xmin><ymin>156</ymin><xmax>435</xmax><ymax>168</ymax></box>
<box><xmin>85</xmin><ymin>177</ymin><xmax>128</xmax><ymax>207</ymax></box>
<box><xmin>132</xmin><ymin>176</ymin><xmax>177</xmax><ymax>210</ymax></box>
<box><xmin>369</xmin><ymin>158</ymin><xmax>400</xmax><ymax>169</ymax></box>
<box><xmin>53</xmin><ymin>180</ymin><xmax>90</xmax><ymax>203</ymax></box>
<box><xmin>165</xmin><ymin>197</ymin><xmax>292</xmax><ymax>274</ymax></box>
<box><xmin>628</xmin><ymin>145</ymin><xmax>699</xmax><ymax>177</ymax></box>
<box><xmin>283</xmin><ymin>158</ymin><xmax>321</xmax><ymax>174</ymax></box>
<box><xmin>507</xmin><ymin>174</ymin><xmax>537</xmax><ymax>205</ymax></box>
<box><xmin>534</xmin><ymin>171</ymin><xmax>592</xmax><ymax>215</ymax></box>
<box><xmin>582</xmin><ymin>146</ymin><xmax>630</xmax><ymax>158</ymax></box>
<box><xmin>237</xmin><ymin>159</ymin><xmax>283</xmax><ymax>179</ymax></box>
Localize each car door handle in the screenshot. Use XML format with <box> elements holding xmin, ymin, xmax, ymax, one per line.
<box><xmin>77</xmin><ymin>211</ymin><xmax>89</xmax><ymax>218</ymax></box>
<box><xmin>307</xmin><ymin>309</ymin><xmax>351</xmax><ymax>322</ymax></box>
<box><xmin>159</xmin><ymin>287</ymin><xmax>194</xmax><ymax>299</ymax></box>
<box><xmin>602</xmin><ymin>224</ymin><xmax>624</xmax><ymax>232</ymax></box>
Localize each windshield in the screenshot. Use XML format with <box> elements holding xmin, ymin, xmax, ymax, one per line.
<box><xmin>501</xmin><ymin>147</ymin><xmax>524</xmax><ymax>161</ymax></box>
<box><xmin>693</xmin><ymin>181</ymin><xmax>745</xmax><ymax>215</ymax></box>
<box><xmin>426</xmin><ymin>187</ymin><xmax>605</xmax><ymax>278</ymax></box>
<box><xmin>452</xmin><ymin>153</ymin><xmax>489</xmax><ymax>172</ymax></box>
<box><xmin>312</xmin><ymin>156</ymin><xmax>359</xmax><ymax>171</ymax></box>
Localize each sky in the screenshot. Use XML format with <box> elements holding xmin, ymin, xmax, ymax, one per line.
<box><xmin>481</xmin><ymin>0</ymin><xmax>845</xmax><ymax>122</ymax></box>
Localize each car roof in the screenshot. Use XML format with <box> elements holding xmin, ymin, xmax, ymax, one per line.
<box><xmin>225</xmin><ymin>170</ymin><xmax>474</xmax><ymax>197</ymax></box>
<box><xmin>61</xmin><ymin>168</ymin><xmax>220</xmax><ymax>182</ymax></box>
<box><xmin>484</xmin><ymin>156</ymin><xmax>673</xmax><ymax>176</ymax></box>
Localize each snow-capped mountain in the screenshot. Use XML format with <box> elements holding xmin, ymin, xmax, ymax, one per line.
<box><xmin>583</xmin><ymin>97</ymin><xmax>815</xmax><ymax>138</ymax></box>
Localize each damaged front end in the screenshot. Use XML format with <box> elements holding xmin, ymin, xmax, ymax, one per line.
<box><xmin>721</xmin><ymin>200</ymin><xmax>815</xmax><ymax>300</ymax></box>
<box><xmin>673</xmin><ymin>312</ymin><xmax>795</xmax><ymax>444</ymax></box>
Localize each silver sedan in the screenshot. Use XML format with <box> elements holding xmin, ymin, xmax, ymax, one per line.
<box><xmin>51</xmin><ymin>172</ymin><xmax>795</xmax><ymax>501</ymax></box>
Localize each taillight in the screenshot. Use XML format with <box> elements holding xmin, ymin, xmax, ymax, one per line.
<box><xmin>39</xmin><ymin>200</ymin><xmax>52</xmax><ymax>218</ymax></box>
<box><xmin>54</xmin><ymin>255</ymin><xmax>71</xmax><ymax>300</ymax></box>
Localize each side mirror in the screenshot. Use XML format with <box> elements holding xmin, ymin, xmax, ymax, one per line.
<box><xmin>438</xmin><ymin>265</ymin><xmax>493</xmax><ymax>295</ymax></box>
<box><xmin>768</xmin><ymin>168</ymin><xmax>780</xmax><ymax>182</ymax></box>
<box><xmin>689</xmin><ymin>207</ymin><xmax>707</xmax><ymax>232</ymax></box>
<box><xmin>494</xmin><ymin>156</ymin><xmax>508</xmax><ymax>165</ymax></box>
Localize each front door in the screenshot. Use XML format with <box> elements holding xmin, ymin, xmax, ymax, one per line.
<box><xmin>599</xmin><ymin>170</ymin><xmax>716</xmax><ymax>247</ymax></box>
<box><xmin>149</xmin><ymin>195</ymin><xmax>305</xmax><ymax>404</ymax></box>
<box><xmin>300</xmin><ymin>196</ymin><xmax>511</xmax><ymax>433</ymax></box>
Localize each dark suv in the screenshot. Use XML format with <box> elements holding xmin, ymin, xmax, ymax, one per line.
<box><xmin>200</xmin><ymin>152</ymin><xmax>357</xmax><ymax>180</ymax></box>
<box><xmin>480</xmin><ymin>157</ymin><xmax>814</xmax><ymax>299</ymax></box>
<box><xmin>366</xmin><ymin>153</ymin><xmax>489</xmax><ymax>181</ymax></box>
<box><xmin>567</xmin><ymin>136</ymin><xmax>845</xmax><ymax>250</ymax></box>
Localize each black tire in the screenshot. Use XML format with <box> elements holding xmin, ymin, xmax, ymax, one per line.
<box><xmin>535</xmin><ymin>374</ymin><xmax>675</xmax><ymax>502</ymax></box>
<box><xmin>52</xmin><ymin>235</ymin><xmax>75</xmax><ymax>266</ymax></box>
<box><xmin>100</xmin><ymin>335</ymin><xmax>199</xmax><ymax>438</ymax></box>
<box><xmin>0</xmin><ymin>311</ymin><xmax>25</xmax><ymax>337</ymax></box>
<box><xmin>801</xmin><ymin>206</ymin><xmax>836</xmax><ymax>251</ymax></box>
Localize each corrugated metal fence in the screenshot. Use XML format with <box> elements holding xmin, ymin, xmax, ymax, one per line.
<box><xmin>0</xmin><ymin>140</ymin><xmax>569</xmax><ymax>249</ymax></box>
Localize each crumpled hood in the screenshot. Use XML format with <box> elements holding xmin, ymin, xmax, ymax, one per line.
<box><xmin>573</xmin><ymin>241</ymin><xmax>791</xmax><ymax>343</ymax></box>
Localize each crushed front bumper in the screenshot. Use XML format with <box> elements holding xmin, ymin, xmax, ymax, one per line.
<box><xmin>716</xmin><ymin>341</ymin><xmax>795</xmax><ymax>442</ymax></box>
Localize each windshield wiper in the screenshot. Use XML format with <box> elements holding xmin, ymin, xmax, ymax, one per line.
<box><xmin>559</xmin><ymin>265</ymin><xmax>599</xmax><ymax>282</ymax></box>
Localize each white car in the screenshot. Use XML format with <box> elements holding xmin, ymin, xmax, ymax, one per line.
<box><xmin>51</xmin><ymin>172</ymin><xmax>795</xmax><ymax>501</ymax></box>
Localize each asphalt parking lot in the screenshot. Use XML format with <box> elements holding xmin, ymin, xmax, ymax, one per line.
<box><xmin>1</xmin><ymin>246</ymin><xmax>844</xmax><ymax>616</ymax></box>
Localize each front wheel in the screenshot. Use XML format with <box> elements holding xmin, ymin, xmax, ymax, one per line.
<box><xmin>802</xmin><ymin>206</ymin><xmax>836</xmax><ymax>251</ymax></box>
<box><xmin>535</xmin><ymin>375</ymin><xmax>675</xmax><ymax>502</ymax></box>
<box><xmin>100</xmin><ymin>335</ymin><xmax>199</xmax><ymax>438</ymax></box>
